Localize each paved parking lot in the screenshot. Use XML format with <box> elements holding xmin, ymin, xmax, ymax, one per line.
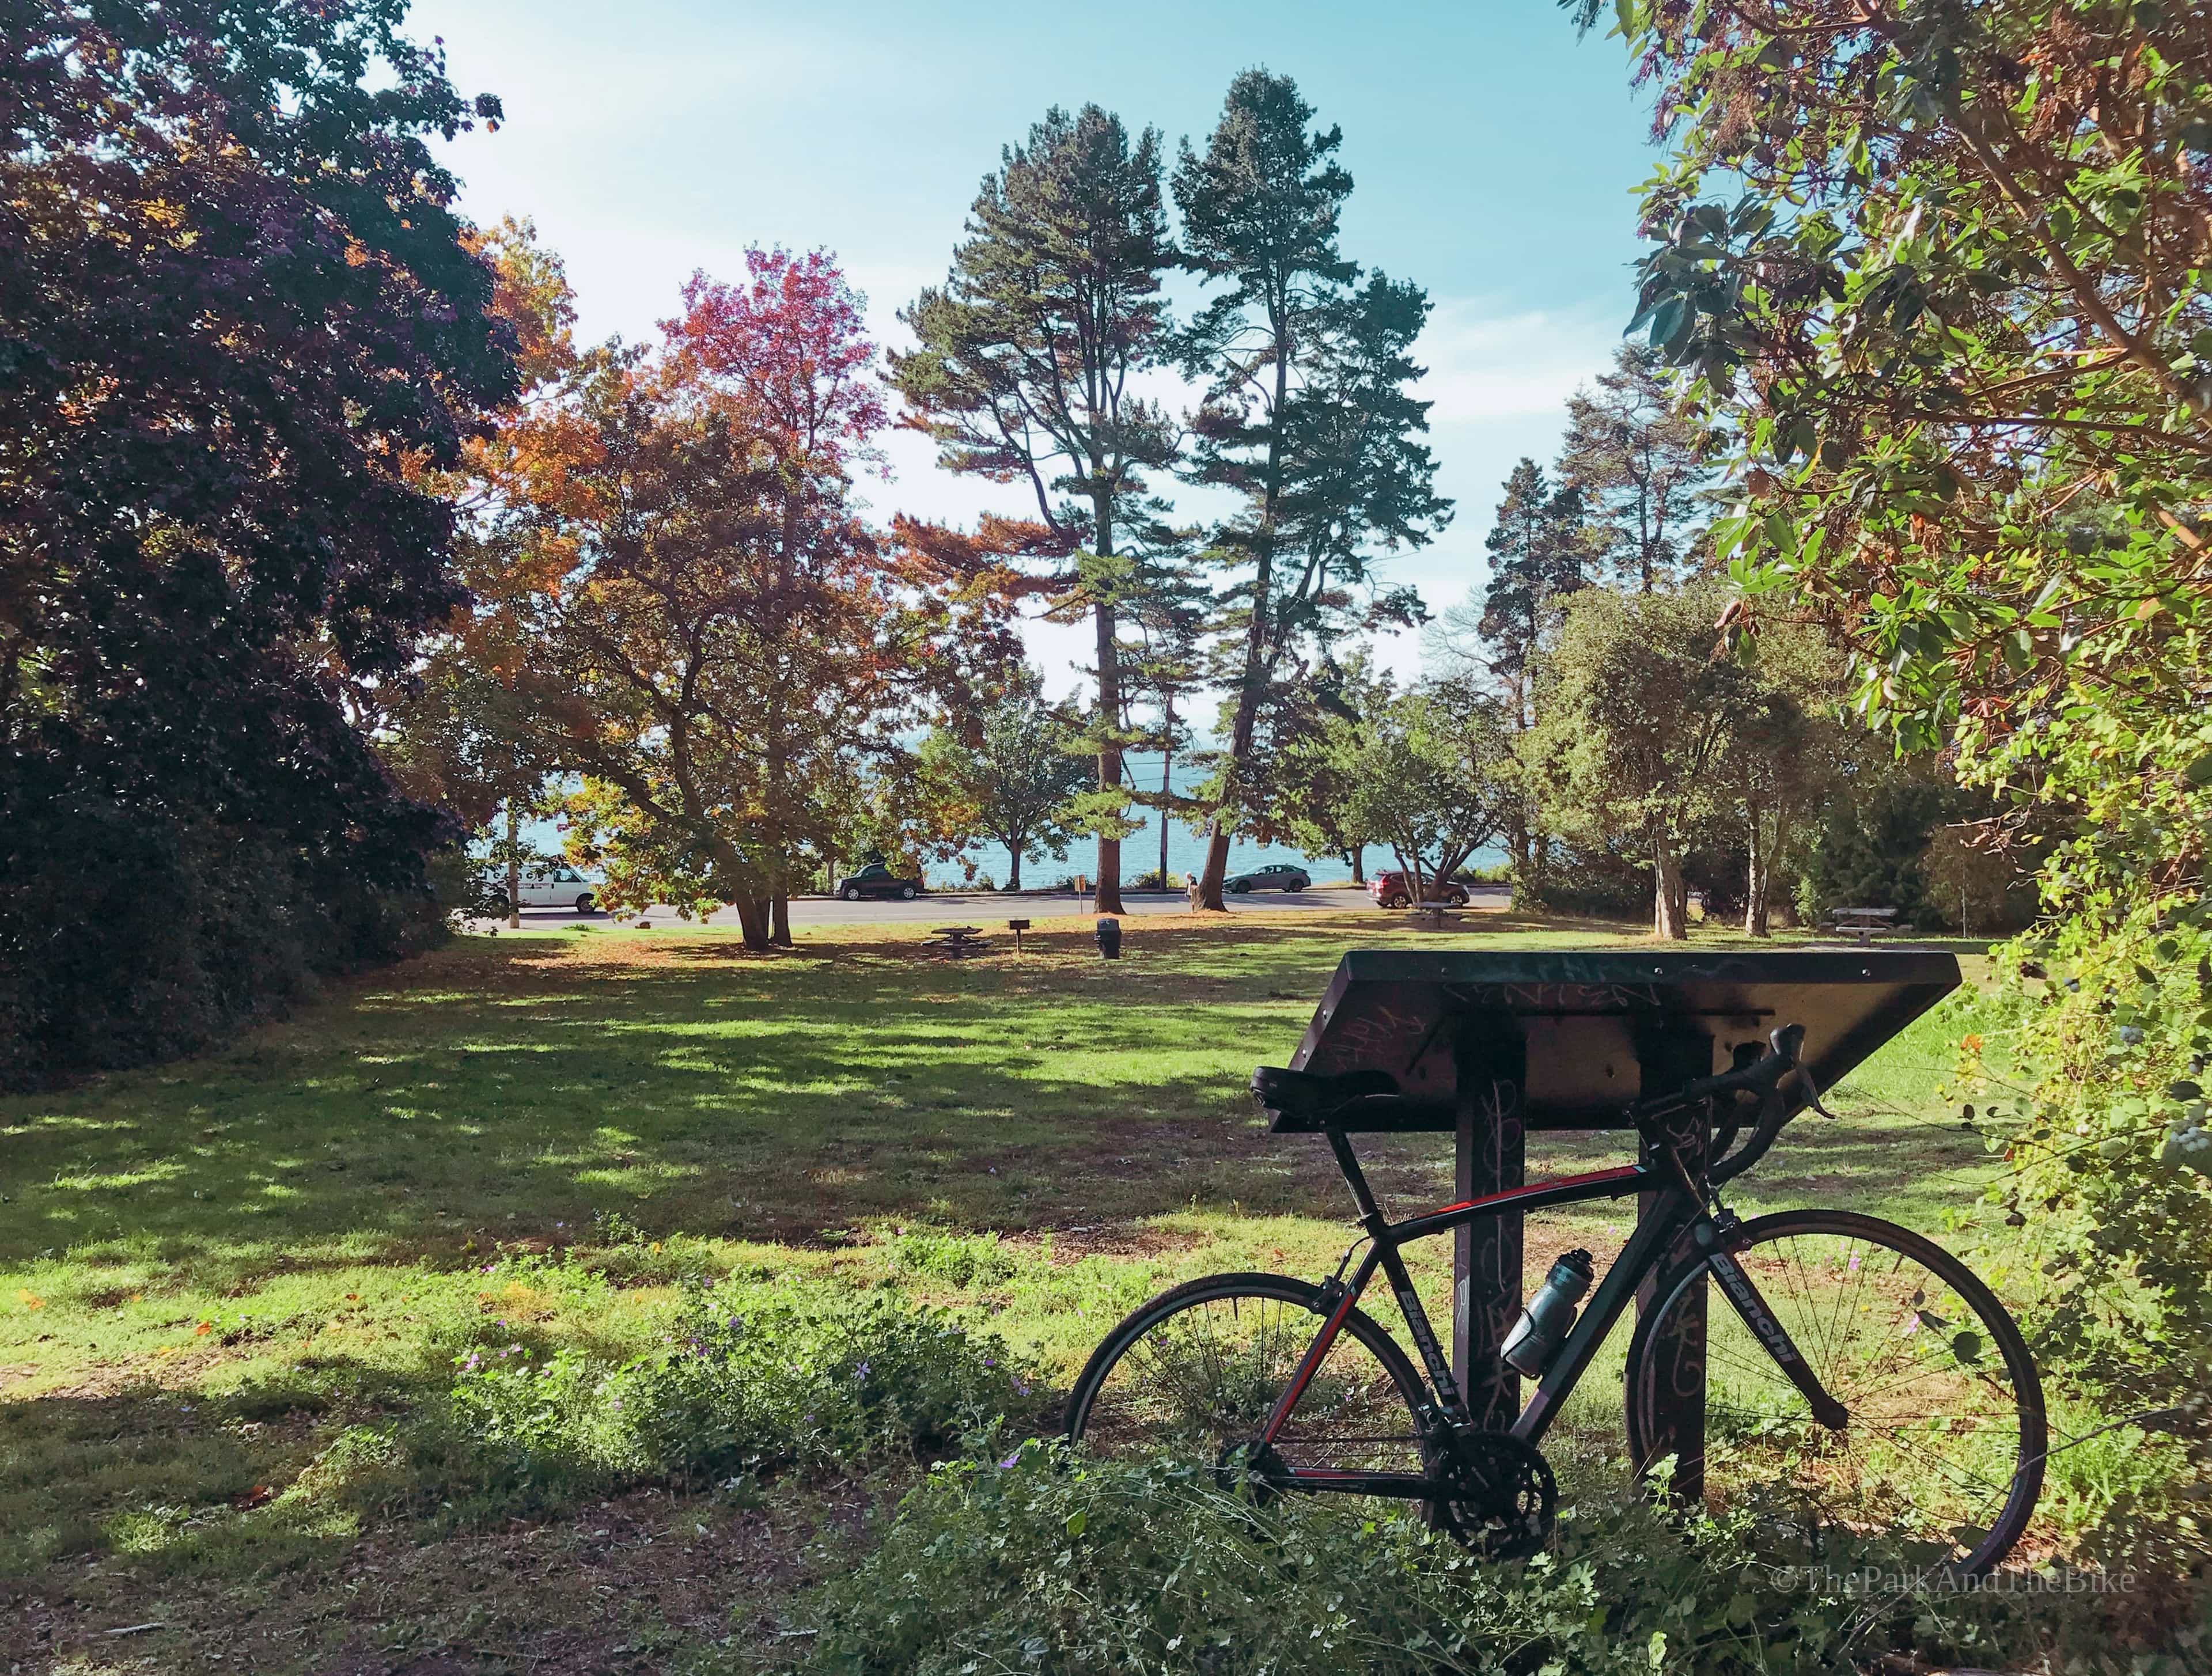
<box><xmin>483</xmin><ymin>885</ymin><xmax>1509</xmax><ymax>930</ymax></box>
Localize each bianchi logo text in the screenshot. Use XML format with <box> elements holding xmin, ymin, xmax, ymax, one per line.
<box><xmin>1710</xmin><ymin>1256</ymin><xmax>1799</xmax><ymax>1366</ymax></box>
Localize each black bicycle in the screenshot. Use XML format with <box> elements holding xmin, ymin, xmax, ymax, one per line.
<box><xmin>1065</xmin><ymin>1025</ymin><xmax>2046</xmax><ymax>1572</ymax></box>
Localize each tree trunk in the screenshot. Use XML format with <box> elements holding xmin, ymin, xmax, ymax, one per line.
<box><xmin>1744</xmin><ymin>839</ymin><xmax>1770</xmax><ymax>938</ymax></box>
<box><xmin>771</xmin><ymin>892</ymin><xmax>793</xmax><ymax>947</ymax></box>
<box><xmin>504</xmin><ymin>802</ymin><xmax>522</xmax><ymax>929</ymax></box>
<box><xmin>1349</xmin><ymin>845</ymin><xmax>1364</xmax><ymax>885</ymax></box>
<box><xmin>1742</xmin><ymin>797</ymin><xmax>1765</xmax><ymax>937</ymax></box>
<box><xmin>1158</xmin><ymin>707</ymin><xmax>1173</xmax><ymax>890</ymax></box>
<box><xmin>1091</xmin><ymin>496</ymin><xmax>1126</xmax><ymax>917</ymax></box>
<box><xmin>732</xmin><ymin>894</ymin><xmax>772</xmax><ymax>951</ymax></box>
<box><xmin>1005</xmin><ymin>842</ymin><xmax>1023</xmax><ymax>893</ymax></box>
<box><xmin>1196</xmin><ymin>828</ymin><xmax>1232</xmax><ymax>912</ymax></box>
<box><xmin>1652</xmin><ymin>833</ymin><xmax>1688</xmax><ymax>941</ymax></box>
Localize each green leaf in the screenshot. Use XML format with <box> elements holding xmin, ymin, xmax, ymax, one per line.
<box><xmin>2184</xmin><ymin>753</ymin><xmax>2212</xmax><ymax>786</ymax></box>
<box><xmin>1951</xmin><ymin>1330</ymin><xmax>1983</xmax><ymax>1366</ymax></box>
<box><xmin>1063</xmin><ymin>1509</ymin><xmax>1087</xmax><ymax>1537</ymax></box>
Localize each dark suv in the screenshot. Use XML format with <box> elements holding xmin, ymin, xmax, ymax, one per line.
<box><xmin>836</xmin><ymin>863</ymin><xmax>923</xmax><ymax>901</ymax></box>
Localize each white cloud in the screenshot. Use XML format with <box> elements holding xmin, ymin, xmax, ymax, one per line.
<box><xmin>1414</xmin><ymin>298</ymin><xmax>1625</xmax><ymax>425</ymax></box>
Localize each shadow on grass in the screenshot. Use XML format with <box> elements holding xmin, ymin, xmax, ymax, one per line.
<box><xmin>0</xmin><ymin>913</ymin><xmax>1987</xmax><ymax>1294</ymax></box>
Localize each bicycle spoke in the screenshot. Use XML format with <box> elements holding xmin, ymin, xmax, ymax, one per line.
<box><xmin>1642</xmin><ymin>1216</ymin><xmax>2041</xmax><ymax>1573</ymax></box>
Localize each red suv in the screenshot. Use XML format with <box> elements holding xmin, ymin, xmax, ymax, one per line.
<box><xmin>1369</xmin><ymin>869</ymin><xmax>1469</xmax><ymax>910</ymax></box>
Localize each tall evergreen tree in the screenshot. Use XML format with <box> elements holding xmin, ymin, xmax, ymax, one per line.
<box><xmin>1469</xmin><ymin>460</ymin><xmax>1590</xmax><ymax>730</ymax></box>
<box><xmin>1173</xmin><ymin>71</ymin><xmax>1447</xmax><ymax>910</ymax></box>
<box><xmin>1556</xmin><ymin>346</ymin><xmax>1713</xmax><ymax>592</ymax></box>
<box><xmin>892</xmin><ymin>105</ymin><xmax>1180</xmax><ymax>915</ymax></box>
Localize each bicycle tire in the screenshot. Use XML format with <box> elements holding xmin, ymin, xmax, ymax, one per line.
<box><xmin>1065</xmin><ymin>1272</ymin><xmax>1443</xmax><ymax>1525</ymax></box>
<box><xmin>1624</xmin><ymin>1209</ymin><xmax>2046</xmax><ymax>1575</ymax></box>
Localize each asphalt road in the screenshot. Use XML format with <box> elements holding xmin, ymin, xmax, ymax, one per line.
<box><xmin>487</xmin><ymin>883</ymin><xmax>1511</xmax><ymax>930</ymax></box>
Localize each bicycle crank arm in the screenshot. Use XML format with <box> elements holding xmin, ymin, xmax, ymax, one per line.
<box><xmin>1703</xmin><ymin>1249</ymin><xmax>1850</xmax><ymax>1431</ymax></box>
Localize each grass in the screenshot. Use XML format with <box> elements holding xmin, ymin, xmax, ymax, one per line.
<box><xmin>0</xmin><ymin>907</ymin><xmax>2026</xmax><ymax>1672</ymax></box>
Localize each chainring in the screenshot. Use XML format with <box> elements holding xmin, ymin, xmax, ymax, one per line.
<box><xmin>1436</xmin><ymin>1431</ymin><xmax>1558</xmax><ymax>1559</ymax></box>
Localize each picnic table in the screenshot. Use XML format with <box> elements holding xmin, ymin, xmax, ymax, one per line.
<box><xmin>921</xmin><ymin>924</ymin><xmax>991</xmax><ymax>958</ymax></box>
<box><xmin>1828</xmin><ymin>906</ymin><xmax>1899</xmax><ymax>943</ymax></box>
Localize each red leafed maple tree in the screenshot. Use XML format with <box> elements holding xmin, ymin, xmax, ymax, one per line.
<box><xmin>442</xmin><ymin>234</ymin><xmax>1021</xmax><ymax>949</ymax></box>
<box><xmin>665</xmin><ymin>248</ymin><xmax>889</xmax><ymax>469</ymax></box>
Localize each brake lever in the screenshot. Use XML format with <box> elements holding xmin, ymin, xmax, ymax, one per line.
<box><xmin>1790</xmin><ymin>1065</ymin><xmax>1838</xmax><ymax>1121</ymax></box>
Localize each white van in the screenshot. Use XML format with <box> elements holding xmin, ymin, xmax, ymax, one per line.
<box><xmin>514</xmin><ymin>866</ymin><xmax>598</xmax><ymax>915</ymax></box>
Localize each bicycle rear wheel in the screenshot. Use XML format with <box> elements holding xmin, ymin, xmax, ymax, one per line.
<box><xmin>1624</xmin><ymin>1209</ymin><xmax>2045</xmax><ymax>1575</ymax></box>
<box><xmin>1065</xmin><ymin>1272</ymin><xmax>1440</xmax><ymax>1522</ymax></box>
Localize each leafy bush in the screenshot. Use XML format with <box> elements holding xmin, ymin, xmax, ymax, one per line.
<box><xmin>794</xmin><ymin>1444</ymin><xmax>2080</xmax><ymax>1676</ymax></box>
<box><xmin>1517</xmin><ymin>836</ymin><xmax>1651</xmax><ymax>920</ymax></box>
<box><xmin>435</xmin><ymin>1276</ymin><xmax>1043</xmax><ymax>1512</ymax></box>
<box><xmin>1975</xmin><ymin>900</ymin><xmax>2212</xmax><ymax>1569</ymax></box>
<box><xmin>884</xmin><ymin>1227</ymin><xmax>1020</xmax><ymax>1290</ymax></box>
<box><xmin>0</xmin><ymin>788</ymin><xmax>449</xmax><ymax>1089</ymax></box>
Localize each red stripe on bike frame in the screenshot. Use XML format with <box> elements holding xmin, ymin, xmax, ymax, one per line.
<box><xmin>1259</xmin><ymin>1283</ymin><xmax>1362</xmax><ymax>1446</ymax></box>
<box><xmin>1427</xmin><ymin>1163</ymin><xmax>1641</xmax><ymax>1218</ymax></box>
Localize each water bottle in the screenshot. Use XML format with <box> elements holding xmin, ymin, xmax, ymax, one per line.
<box><xmin>1501</xmin><ymin>1249</ymin><xmax>1595</xmax><ymax>1378</ymax></box>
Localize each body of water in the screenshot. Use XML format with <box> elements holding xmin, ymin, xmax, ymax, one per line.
<box><xmin>509</xmin><ymin>752</ymin><xmax>1505</xmax><ymax>892</ymax></box>
<box><xmin>927</xmin><ymin>750</ymin><xmax>1506</xmax><ymax>890</ymax></box>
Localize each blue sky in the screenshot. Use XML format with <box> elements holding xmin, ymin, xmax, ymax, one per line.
<box><xmin>408</xmin><ymin>0</ymin><xmax>1665</xmax><ymax>689</ymax></box>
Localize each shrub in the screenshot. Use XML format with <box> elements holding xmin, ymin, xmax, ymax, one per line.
<box><xmin>883</xmin><ymin>1227</ymin><xmax>1020</xmax><ymax>1290</ymax></box>
<box><xmin>794</xmin><ymin>1444</ymin><xmax>2080</xmax><ymax>1676</ymax></box>
<box><xmin>0</xmin><ymin>794</ymin><xmax>448</xmax><ymax>1089</ymax></box>
<box><xmin>435</xmin><ymin>1276</ymin><xmax>1044</xmax><ymax>1510</ymax></box>
<box><xmin>1974</xmin><ymin>900</ymin><xmax>2212</xmax><ymax>1570</ymax></box>
<box><xmin>1516</xmin><ymin>836</ymin><xmax>1650</xmax><ymax>920</ymax></box>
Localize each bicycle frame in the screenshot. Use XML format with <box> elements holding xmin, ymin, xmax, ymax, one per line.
<box><xmin>1257</xmin><ymin>1127</ymin><xmax>1843</xmax><ymax>1501</ymax></box>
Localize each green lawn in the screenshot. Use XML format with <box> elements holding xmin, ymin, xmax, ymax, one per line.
<box><xmin>0</xmin><ymin>908</ymin><xmax>2022</xmax><ymax>1673</ymax></box>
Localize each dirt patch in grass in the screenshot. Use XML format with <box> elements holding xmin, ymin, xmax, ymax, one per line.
<box><xmin>0</xmin><ymin>1478</ymin><xmax>886</xmax><ymax>1675</ymax></box>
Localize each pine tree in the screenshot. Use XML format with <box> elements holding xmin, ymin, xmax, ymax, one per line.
<box><xmin>1174</xmin><ymin>71</ymin><xmax>1447</xmax><ymax>910</ymax></box>
<box><xmin>1469</xmin><ymin>460</ymin><xmax>1589</xmax><ymax>730</ymax></box>
<box><xmin>1556</xmin><ymin>346</ymin><xmax>1714</xmax><ymax>592</ymax></box>
<box><xmin>892</xmin><ymin>105</ymin><xmax>1180</xmax><ymax>915</ymax></box>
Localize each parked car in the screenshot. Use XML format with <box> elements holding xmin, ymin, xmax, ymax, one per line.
<box><xmin>1225</xmin><ymin>862</ymin><xmax>1311</xmax><ymax>894</ymax></box>
<box><xmin>516</xmin><ymin>866</ymin><xmax>599</xmax><ymax>915</ymax></box>
<box><xmin>1369</xmin><ymin>869</ymin><xmax>1469</xmax><ymax>910</ymax></box>
<box><xmin>836</xmin><ymin>863</ymin><xmax>923</xmax><ymax>901</ymax></box>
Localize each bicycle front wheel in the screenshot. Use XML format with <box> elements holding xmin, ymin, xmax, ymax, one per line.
<box><xmin>1065</xmin><ymin>1272</ymin><xmax>1438</xmax><ymax>1520</ymax></box>
<box><xmin>1625</xmin><ymin>1209</ymin><xmax>2046</xmax><ymax>1574</ymax></box>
